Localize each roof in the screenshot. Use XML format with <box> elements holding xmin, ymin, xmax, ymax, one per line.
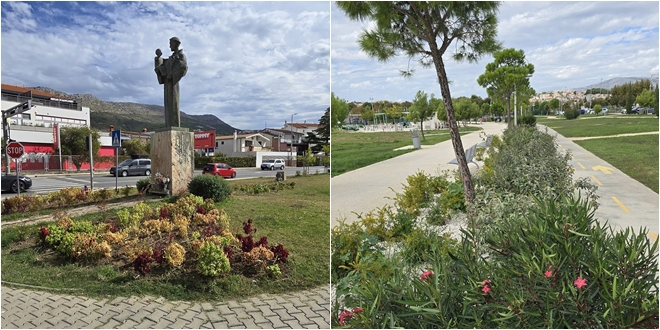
<box><xmin>288</xmin><ymin>123</ymin><xmax>320</xmax><ymax>129</ymax></box>
<box><xmin>1</xmin><ymin>83</ymin><xmax>74</xmax><ymax>101</ymax></box>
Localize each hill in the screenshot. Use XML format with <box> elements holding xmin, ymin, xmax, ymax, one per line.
<box><xmin>30</xmin><ymin>86</ymin><xmax>238</xmax><ymax>134</ymax></box>
<box><xmin>573</xmin><ymin>77</ymin><xmax>658</xmax><ymax>92</ymax></box>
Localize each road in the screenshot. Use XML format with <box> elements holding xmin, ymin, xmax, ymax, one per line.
<box><xmin>1</xmin><ymin>166</ymin><xmax>326</xmax><ymax>199</ymax></box>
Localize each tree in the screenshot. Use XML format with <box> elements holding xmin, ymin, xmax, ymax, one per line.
<box><xmin>480</xmin><ymin>102</ymin><xmax>491</xmax><ymax>117</ymax></box>
<box><xmin>407</xmin><ymin>90</ymin><xmax>437</xmax><ymax>140</ymax></box>
<box><xmin>331</xmin><ymin>92</ymin><xmax>349</xmax><ymax>127</ymax></box>
<box><xmin>635</xmin><ymin>89</ymin><xmax>654</xmax><ymax>110</ymax></box>
<box><xmin>337</xmin><ymin>1</ymin><xmax>502</xmax><ymax>204</ymax></box>
<box><xmin>549</xmin><ymin>98</ymin><xmax>560</xmax><ymax>112</ymax></box>
<box><xmin>593</xmin><ymin>104</ymin><xmax>602</xmax><ymax>116</ymax></box>
<box><xmin>385</xmin><ymin>104</ymin><xmax>404</xmax><ymax>123</ymax></box>
<box><xmin>454</xmin><ymin>98</ymin><xmax>479</xmax><ymax>126</ymax></box>
<box><xmin>655</xmin><ymin>85</ymin><xmax>659</xmax><ymax>116</ymax></box>
<box><xmin>121</xmin><ymin>138</ymin><xmax>150</xmax><ymax>156</ymax></box>
<box><xmin>305</xmin><ymin>107</ymin><xmax>330</xmax><ymax>152</ymax></box>
<box><xmin>58</xmin><ymin>126</ymin><xmax>101</xmax><ymax>171</ymax></box>
<box><xmin>477</xmin><ymin>48</ymin><xmax>534</xmax><ymax>126</ymax></box>
<box><xmin>626</xmin><ymin>83</ymin><xmax>634</xmax><ymax>114</ymax></box>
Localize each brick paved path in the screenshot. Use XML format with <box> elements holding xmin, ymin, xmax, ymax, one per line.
<box><xmin>1</xmin><ymin>285</ymin><xmax>330</xmax><ymax>329</ymax></box>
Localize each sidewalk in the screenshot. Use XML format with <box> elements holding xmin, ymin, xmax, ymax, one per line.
<box><xmin>331</xmin><ymin>122</ymin><xmax>507</xmax><ymax>227</ymax></box>
<box><xmin>1</xmin><ymin>285</ymin><xmax>330</xmax><ymax>329</ymax></box>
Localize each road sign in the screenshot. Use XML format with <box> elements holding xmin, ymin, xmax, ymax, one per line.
<box><xmin>111</xmin><ymin>130</ymin><xmax>121</xmax><ymax>148</ymax></box>
<box><xmin>6</xmin><ymin>141</ymin><xmax>25</xmax><ymax>159</ymax></box>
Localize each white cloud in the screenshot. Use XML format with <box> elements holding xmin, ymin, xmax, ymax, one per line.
<box><xmin>332</xmin><ymin>1</ymin><xmax>659</xmax><ymax>102</ymax></box>
<box><xmin>1</xmin><ymin>1</ymin><xmax>330</xmax><ymax>130</ymax></box>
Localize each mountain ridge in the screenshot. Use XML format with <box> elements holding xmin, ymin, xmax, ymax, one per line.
<box><xmin>29</xmin><ymin>86</ymin><xmax>239</xmax><ymax>134</ymax></box>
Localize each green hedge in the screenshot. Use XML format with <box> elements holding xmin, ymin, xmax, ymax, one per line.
<box><xmin>194</xmin><ymin>155</ymin><xmax>256</xmax><ymax>168</ymax></box>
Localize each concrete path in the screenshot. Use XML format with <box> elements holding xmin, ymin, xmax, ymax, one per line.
<box><xmin>1</xmin><ymin>285</ymin><xmax>330</xmax><ymax>329</ymax></box>
<box><xmin>540</xmin><ymin>125</ymin><xmax>659</xmax><ymax>240</ymax></box>
<box><xmin>331</xmin><ymin>122</ymin><xmax>506</xmax><ymax>227</ymax></box>
<box><xmin>332</xmin><ymin>122</ymin><xmax>659</xmax><ymax>243</ymax></box>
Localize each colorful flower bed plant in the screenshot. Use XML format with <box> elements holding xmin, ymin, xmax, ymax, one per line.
<box><xmin>37</xmin><ymin>194</ymin><xmax>289</xmax><ymax>278</ymax></box>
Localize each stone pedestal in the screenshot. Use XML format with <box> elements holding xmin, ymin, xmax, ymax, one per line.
<box><xmin>150</xmin><ymin>127</ymin><xmax>194</xmax><ymax>196</ymax></box>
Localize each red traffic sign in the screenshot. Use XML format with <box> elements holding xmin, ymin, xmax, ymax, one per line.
<box><xmin>6</xmin><ymin>141</ymin><xmax>25</xmax><ymax>159</ymax></box>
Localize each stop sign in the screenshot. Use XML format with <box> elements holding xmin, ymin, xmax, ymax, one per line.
<box><xmin>6</xmin><ymin>141</ymin><xmax>25</xmax><ymax>159</ymax></box>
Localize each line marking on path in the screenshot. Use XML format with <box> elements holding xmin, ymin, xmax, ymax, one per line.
<box><xmin>590</xmin><ymin>176</ymin><xmax>602</xmax><ymax>186</ymax></box>
<box><xmin>577</xmin><ymin>162</ymin><xmax>586</xmax><ymax>169</ymax></box>
<box><xmin>593</xmin><ymin>165</ymin><xmax>614</xmax><ymax>174</ymax></box>
<box><xmin>649</xmin><ymin>232</ymin><xmax>658</xmax><ymax>241</ymax></box>
<box><xmin>611</xmin><ymin>196</ymin><xmax>631</xmax><ymax>213</ymax></box>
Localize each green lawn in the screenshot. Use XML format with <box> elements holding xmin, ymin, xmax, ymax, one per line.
<box><xmin>536</xmin><ymin>115</ymin><xmax>658</xmax><ymax>137</ymax></box>
<box><xmin>575</xmin><ymin>135</ymin><xmax>659</xmax><ymax>193</ymax></box>
<box><xmin>1</xmin><ymin>174</ymin><xmax>329</xmax><ymax>301</ymax></box>
<box><xmin>331</xmin><ymin>126</ymin><xmax>480</xmax><ymax>176</ymax></box>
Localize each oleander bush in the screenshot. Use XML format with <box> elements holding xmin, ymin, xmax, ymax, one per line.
<box><xmin>187</xmin><ymin>174</ymin><xmax>232</xmax><ymax>202</ymax></box>
<box><xmin>332</xmin><ymin>125</ymin><xmax>656</xmax><ymax>328</ymax></box>
<box><xmin>334</xmin><ymin>196</ymin><xmax>658</xmax><ymax>328</ymax></box>
<box><xmin>518</xmin><ymin>113</ymin><xmax>537</xmax><ymax>126</ymax></box>
<box><xmin>564</xmin><ymin>108</ymin><xmax>581</xmax><ymax>120</ymax></box>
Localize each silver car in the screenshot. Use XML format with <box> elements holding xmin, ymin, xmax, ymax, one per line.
<box><xmin>110</xmin><ymin>159</ymin><xmax>152</xmax><ymax>177</ymax></box>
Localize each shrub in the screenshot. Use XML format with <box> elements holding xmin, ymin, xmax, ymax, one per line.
<box><xmin>394</xmin><ymin>171</ymin><xmax>433</xmax><ymax>216</ymax></box>
<box><xmin>564</xmin><ymin>108</ymin><xmax>581</xmax><ymax>120</ymax></box>
<box><xmin>518</xmin><ymin>113</ymin><xmax>536</xmax><ymax>126</ymax></box>
<box><xmin>198</xmin><ymin>240</ymin><xmax>231</xmax><ymax>276</ymax></box>
<box><xmin>333</xmin><ymin>196</ymin><xmax>659</xmax><ymax>328</ymax></box>
<box><xmin>136</xmin><ymin>178</ymin><xmax>150</xmax><ymax>193</ymax></box>
<box><xmin>164</xmin><ymin>242</ymin><xmax>186</xmax><ymax>267</ymax></box>
<box><xmin>188</xmin><ymin>174</ymin><xmax>232</xmax><ymax>202</ymax></box>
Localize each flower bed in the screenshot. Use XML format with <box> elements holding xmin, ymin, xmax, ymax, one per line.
<box><xmin>37</xmin><ymin>194</ymin><xmax>289</xmax><ymax>279</ymax></box>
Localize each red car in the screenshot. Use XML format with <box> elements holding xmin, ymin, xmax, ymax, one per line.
<box><xmin>202</xmin><ymin>163</ymin><xmax>236</xmax><ymax>178</ymax></box>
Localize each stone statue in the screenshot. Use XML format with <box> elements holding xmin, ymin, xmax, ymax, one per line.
<box><xmin>155</xmin><ymin>37</ymin><xmax>188</xmax><ymax>128</ymax></box>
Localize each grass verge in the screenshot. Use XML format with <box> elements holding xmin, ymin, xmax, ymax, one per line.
<box><xmin>574</xmin><ymin>135</ymin><xmax>658</xmax><ymax>193</ymax></box>
<box><xmin>536</xmin><ymin>115</ymin><xmax>658</xmax><ymax>137</ymax></box>
<box><xmin>332</xmin><ymin>126</ymin><xmax>480</xmax><ymax>176</ymax></box>
<box><xmin>1</xmin><ymin>174</ymin><xmax>329</xmax><ymax>301</ymax></box>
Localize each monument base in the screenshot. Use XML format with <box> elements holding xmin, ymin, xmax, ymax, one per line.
<box><xmin>150</xmin><ymin>127</ymin><xmax>194</xmax><ymax>196</ymax></box>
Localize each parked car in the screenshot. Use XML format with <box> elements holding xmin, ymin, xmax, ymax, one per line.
<box><xmin>110</xmin><ymin>158</ymin><xmax>151</xmax><ymax>177</ymax></box>
<box><xmin>202</xmin><ymin>163</ymin><xmax>236</xmax><ymax>178</ymax></box>
<box><xmin>260</xmin><ymin>159</ymin><xmax>285</xmax><ymax>170</ymax></box>
<box><xmin>631</xmin><ymin>106</ymin><xmax>640</xmax><ymax>114</ymax></box>
<box><xmin>1</xmin><ymin>173</ymin><xmax>32</xmax><ymax>193</ymax></box>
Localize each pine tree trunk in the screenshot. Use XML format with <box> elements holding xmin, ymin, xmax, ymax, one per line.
<box><xmin>432</xmin><ymin>56</ymin><xmax>476</xmax><ymax>204</ymax></box>
<box><xmin>420</xmin><ymin>120</ymin><xmax>425</xmax><ymax>140</ymax></box>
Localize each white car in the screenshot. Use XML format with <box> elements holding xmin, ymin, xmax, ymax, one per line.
<box><xmin>260</xmin><ymin>159</ymin><xmax>286</xmax><ymax>170</ymax></box>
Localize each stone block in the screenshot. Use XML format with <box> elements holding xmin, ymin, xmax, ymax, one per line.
<box><xmin>150</xmin><ymin>128</ymin><xmax>195</xmax><ymax>196</ymax></box>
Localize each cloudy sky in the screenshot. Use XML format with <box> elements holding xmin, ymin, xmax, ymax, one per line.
<box><xmin>1</xmin><ymin>1</ymin><xmax>330</xmax><ymax>130</ymax></box>
<box><xmin>332</xmin><ymin>1</ymin><xmax>659</xmax><ymax>103</ymax></box>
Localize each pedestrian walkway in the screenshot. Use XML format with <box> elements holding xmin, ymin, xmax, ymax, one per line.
<box><xmin>331</xmin><ymin>122</ymin><xmax>506</xmax><ymax>227</ymax></box>
<box><xmin>1</xmin><ymin>285</ymin><xmax>330</xmax><ymax>329</ymax></box>
<box><xmin>332</xmin><ymin>122</ymin><xmax>659</xmax><ymax>242</ymax></box>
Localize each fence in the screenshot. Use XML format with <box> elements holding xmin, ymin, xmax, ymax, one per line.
<box><xmin>1</xmin><ymin>153</ymin><xmax>127</xmax><ymax>173</ymax></box>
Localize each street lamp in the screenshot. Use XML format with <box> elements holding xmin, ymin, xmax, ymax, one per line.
<box><xmin>514</xmin><ymin>74</ymin><xmax>533</xmax><ymax>126</ymax></box>
<box><xmin>290</xmin><ymin>113</ymin><xmax>297</xmax><ymax>167</ymax></box>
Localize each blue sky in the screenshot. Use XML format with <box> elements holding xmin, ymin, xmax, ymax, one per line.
<box><xmin>331</xmin><ymin>1</ymin><xmax>659</xmax><ymax>103</ymax></box>
<box><xmin>1</xmin><ymin>1</ymin><xmax>330</xmax><ymax>130</ymax></box>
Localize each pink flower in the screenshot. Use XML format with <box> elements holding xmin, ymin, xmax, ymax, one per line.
<box><xmin>574</xmin><ymin>276</ymin><xmax>587</xmax><ymax>289</ymax></box>
<box><xmin>482</xmin><ymin>279</ymin><xmax>490</xmax><ymax>285</ymax></box>
<box><xmin>544</xmin><ymin>270</ymin><xmax>553</xmax><ymax>278</ymax></box>
<box><xmin>338</xmin><ymin>310</ymin><xmax>353</xmax><ymax>326</ymax></box>
<box><xmin>420</xmin><ymin>270</ymin><xmax>434</xmax><ymax>282</ymax></box>
<box><xmin>482</xmin><ymin>285</ymin><xmax>491</xmax><ymax>294</ymax></box>
<box><xmin>352</xmin><ymin>307</ymin><xmax>363</xmax><ymax>314</ymax></box>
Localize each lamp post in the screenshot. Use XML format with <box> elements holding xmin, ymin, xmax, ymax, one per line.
<box><xmin>514</xmin><ymin>74</ymin><xmax>533</xmax><ymax>126</ymax></box>
<box><xmin>290</xmin><ymin>113</ymin><xmax>297</xmax><ymax>167</ymax></box>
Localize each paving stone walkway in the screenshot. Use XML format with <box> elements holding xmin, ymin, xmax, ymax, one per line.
<box><xmin>1</xmin><ymin>285</ymin><xmax>330</xmax><ymax>329</ymax></box>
